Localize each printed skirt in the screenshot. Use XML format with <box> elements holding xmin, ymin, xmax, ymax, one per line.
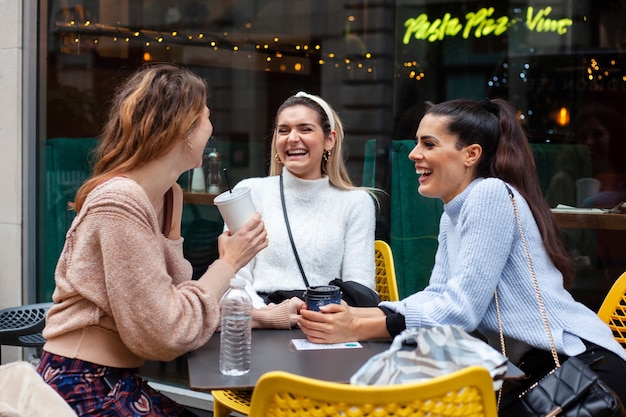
<box><xmin>37</xmin><ymin>350</ymin><xmax>187</xmax><ymax>417</ymax></box>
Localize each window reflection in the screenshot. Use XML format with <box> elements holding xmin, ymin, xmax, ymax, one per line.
<box><xmin>42</xmin><ymin>0</ymin><xmax>626</xmax><ymax>316</ymax></box>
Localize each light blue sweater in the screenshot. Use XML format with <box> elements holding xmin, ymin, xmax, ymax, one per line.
<box><xmin>381</xmin><ymin>177</ymin><xmax>626</xmax><ymax>361</ymax></box>
<box><xmin>230</xmin><ymin>167</ymin><xmax>376</xmax><ymax>299</ymax></box>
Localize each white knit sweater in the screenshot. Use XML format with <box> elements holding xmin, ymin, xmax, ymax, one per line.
<box><xmin>230</xmin><ymin>168</ymin><xmax>376</xmax><ymax>304</ymax></box>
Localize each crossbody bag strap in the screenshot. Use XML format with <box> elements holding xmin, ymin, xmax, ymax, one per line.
<box><xmin>280</xmin><ymin>174</ymin><xmax>310</xmax><ymax>288</ymax></box>
<box><xmin>494</xmin><ymin>185</ymin><xmax>560</xmax><ymax>367</ymax></box>
<box><xmin>495</xmin><ymin>184</ymin><xmax>561</xmax><ymax>408</ymax></box>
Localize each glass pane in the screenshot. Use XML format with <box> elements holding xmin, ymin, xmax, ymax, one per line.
<box><xmin>40</xmin><ymin>0</ymin><xmax>626</xmax><ymax>387</ymax></box>
<box><xmin>43</xmin><ymin>0</ymin><xmax>396</xmax><ymax>389</ymax></box>
<box><xmin>392</xmin><ymin>1</ymin><xmax>626</xmax><ymax>304</ymax></box>
<box><xmin>42</xmin><ymin>0</ymin><xmax>393</xmax><ymax>297</ymax></box>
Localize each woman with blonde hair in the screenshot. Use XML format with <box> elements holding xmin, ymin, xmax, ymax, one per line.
<box><xmin>231</xmin><ymin>92</ymin><xmax>378</xmax><ymax>329</ymax></box>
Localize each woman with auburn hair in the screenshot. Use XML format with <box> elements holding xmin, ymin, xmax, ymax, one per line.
<box><xmin>37</xmin><ymin>64</ymin><xmax>268</xmax><ymax>416</ymax></box>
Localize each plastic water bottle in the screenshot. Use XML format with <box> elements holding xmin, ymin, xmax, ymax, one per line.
<box><xmin>219</xmin><ymin>277</ymin><xmax>252</xmax><ymax>376</ymax></box>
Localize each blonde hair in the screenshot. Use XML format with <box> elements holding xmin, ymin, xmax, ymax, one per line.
<box><xmin>269</xmin><ymin>94</ymin><xmax>379</xmax><ymax>203</ymax></box>
<box><xmin>73</xmin><ymin>64</ymin><xmax>207</xmax><ymax>212</ymax></box>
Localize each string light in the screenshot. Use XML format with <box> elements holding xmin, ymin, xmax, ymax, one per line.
<box><xmin>54</xmin><ymin>20</ymin><xmax>381</xmax><ymax>77</ymax></box>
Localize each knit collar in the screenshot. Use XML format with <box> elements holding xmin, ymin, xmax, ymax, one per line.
<box><xmin>443</xmin><ymin>178</ymin><xmax>484</xmax><ymax>223</ymax></box>
<box><xmin>281</xmin><ymin>166</ymin><xmax>331</xmax><ymax>201</ymax></box>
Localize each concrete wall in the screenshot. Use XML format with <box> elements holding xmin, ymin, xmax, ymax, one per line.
<box><xmin>0</xmin><ymin>0</ymin><xmax>24</xmax><ymax>363</ymax></box>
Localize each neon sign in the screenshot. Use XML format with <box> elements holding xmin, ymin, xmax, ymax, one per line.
<box><xmin>403</xmin><ymin>7</ymin><xmax>573</xmax><ymax>44</ymax></box>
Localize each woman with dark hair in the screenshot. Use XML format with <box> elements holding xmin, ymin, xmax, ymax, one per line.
<box><xmin>299</xmin><ymin>98</ymin><xmax>626</xmax><ymax>402</ymax></box>
<box><xmin>37</xmin><ymin>64</ymin><xmax>268</xmax><ymax>416</ymax></box>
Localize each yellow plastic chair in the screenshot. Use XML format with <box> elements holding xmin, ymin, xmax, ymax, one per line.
<box><xmin>247</xmin><ymin>366</ymin><xmax>498</xmax><ymax>417</ymax></box>
<box><xmin>212</xmin><ymin>388</ymin><xmax>253</xmax><ymax>417</ymax></box>
<box><xmin>374</xmin><ymin>240</ymin><xmax>400</xmax><ymax>302</ymax></box>
<box><xmin>212</xmin><ymin>240</ymin><xmax>400</xmax><ymax>416</ymax></box>
<box><xmin>597</xmin><ymin>270</ymin><xmax>626</xmax><ymax>350</ymax></box>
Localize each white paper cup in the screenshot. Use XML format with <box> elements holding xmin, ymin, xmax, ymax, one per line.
<box><xmin>214</xmin><ymin>187</ymin><xmax>256</xmax><ymax>232</ymax></box>
<box><xmin>576</xmin><ymin>177</ymin><xmax>601</xmax><ymax>207</ymax></box>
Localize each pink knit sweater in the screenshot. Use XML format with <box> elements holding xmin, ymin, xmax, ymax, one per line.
<box><xmin>43</xmin><ymin>177</ymin><xmax>235</xmax><ymax>368</ymax></box>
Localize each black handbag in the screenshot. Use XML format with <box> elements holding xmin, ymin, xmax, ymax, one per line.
<box><xmin>265</xmin><ymin>175</ymin><xmax>380</xmax><ymax>308</ymax></box>
<box><xmin>495</xmin><ymin>185</ymin><xmax>624</xmax><ymax>417</ymax></box>
<box><xmin>265</xmin><ymin>281</ymin><xmax>380</xmax><ymax>307</ymax></box>
<box><xmin>498</xmin><ymin>356</ymin><xmax>623</xmax><ymax>417</ymax></box>
<box><xmin>328</xmin><ymin>278</ymin><xmax>380</xmax><ymax>307</ymax></box>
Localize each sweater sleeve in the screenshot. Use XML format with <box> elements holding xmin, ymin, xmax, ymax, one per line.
<box><xmin>388</xmin><ymin>180</ymin><xmax>516</xmax><ymax>331</ymax></box>
<box><xmin>340</xmin><ymin>190</ymin><xmax>377</xmax><ymax>290</ymax></box>
<box><xmin>251</xmin><ymin>300</ymin><xmax>292</xmax><ymax>329</ymax></box>
<box><xmin>87</xmin><ymin>198</ymin><xmax>229</xmax><ymax>360</ymax></box>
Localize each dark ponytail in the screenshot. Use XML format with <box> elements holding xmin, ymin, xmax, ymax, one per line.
<box><xmin>490</xmin><ymin>99</ymin><xmax>575</xmax><ymax>288</ymax></box>
<box><xmin>426</xmin><ymin>99</ymin><xmax>575</xmax><ymax>287</ymax></box>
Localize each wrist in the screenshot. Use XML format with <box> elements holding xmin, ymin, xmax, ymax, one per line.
<box><xmin>219</xmin><ymin>255</ymin><xmax>241</xmax><ymax>272</ymax></box>
<box><xmin>252</xmin><ymin>302</ymin><xmax>291</xmax><ymax>329</ymax></box>
<box><xmin>357</xmin><ymin>316</ymin><xmax>390</xmax><ymax>341</ymax></box>
<box><xmin>353</xmin><ymin>316</ymin><xmax>365</xmax><ymax>341</ymax></box>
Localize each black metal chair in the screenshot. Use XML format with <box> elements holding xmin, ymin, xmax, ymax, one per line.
<box><xmin>0</xmin><ymin>302</ymin><xmax>53</xmax><ymax>363</ymax></box>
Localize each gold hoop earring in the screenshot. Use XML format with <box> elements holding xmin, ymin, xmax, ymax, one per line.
<box><xmin>186</xmin><ymin>140</ymin><xmax>193</xmax><ymax>150</ymax></box>
<box><xmin>274</xmin><ymin>152</ymin><xmax>282</xmax><ymax>164</ymax></box>
<box><xmin>465</xmin><ymin>165</ymin><xmax>470</xmax><ymax>173</ymax></box>
<box><xmin>323</xmin><ymin>149</ymin><xmax>332</xmax><ymax>162</ymax></box>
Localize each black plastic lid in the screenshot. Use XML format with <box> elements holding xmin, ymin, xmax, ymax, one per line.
<box><xmin>305</xmin><ymin>285</ymin><xmax>341</xmax><ymax>298</ymax></box>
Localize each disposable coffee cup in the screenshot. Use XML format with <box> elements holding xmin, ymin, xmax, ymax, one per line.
<box><xmin>576</xmin><ymin>177</ymin><xmax>601</xmax><ymax>207</ymax></box>
<box><xmin>304</xmin><ymin>285</ymin><xmax>341</xmax><ymax>312</ymax></box>
<box><xmin>214</xmin><ymin>187</ymin><xmax>256</xmax><ymax>233</ymax></box>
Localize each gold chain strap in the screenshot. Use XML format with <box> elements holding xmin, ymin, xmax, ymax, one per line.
<box><xmin>495</xmin><ymin>188</ymin><xmax>562</xmax><ymax>378</ymax></box>
<box><xmin>495</xmin><ymin>187</ymin><xmax>562</xmax><ymax>408</ymax></box>
<box><xmin>508</xmin><ymin>189</ymin><xmax>560</xmax><ymax>367</ymax></box>
<box><xmin>494</xmin><ymin>289</ymin><xmax>505</xmax><ymax>408</ymax></box>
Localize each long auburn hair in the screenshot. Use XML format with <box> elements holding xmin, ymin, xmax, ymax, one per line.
<box><xmin>426</xmin><ymin>98</ymin><xmax>575</xmax><ymax>287</ymax></box>
<box><xmin>72</xmin><ymin>64</ymin><xmax>207</xmax><ymax>212</ymax></box>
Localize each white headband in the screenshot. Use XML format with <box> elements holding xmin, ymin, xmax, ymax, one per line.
<box><xmin>295</xmin><ymin>91</ymin><xmax>336</xmax><ymax>131</ymax></box>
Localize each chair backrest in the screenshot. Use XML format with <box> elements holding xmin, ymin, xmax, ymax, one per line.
<box><xmin>374</xmin><ymin>240</ymin><xmax>399</xmax><ymax>301</ymax></box>
<box><xmin>0</xmin><ymin>302</ymin><xmax>53</xmax><ymax>362</ymax></box>
<box><xmin>364</xmin><ymin>139</ymin><xmax>443</xmax><ymax>299</ymax></box>
<box><xmin>597</xmin><ymin>270</ymin><xmax>626</xmax><ymax>350</ymax></box>
<box><xmin>248</xmin><ymin>366</ymin><xmax>498</xmax><ymax>417</ymax></box>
